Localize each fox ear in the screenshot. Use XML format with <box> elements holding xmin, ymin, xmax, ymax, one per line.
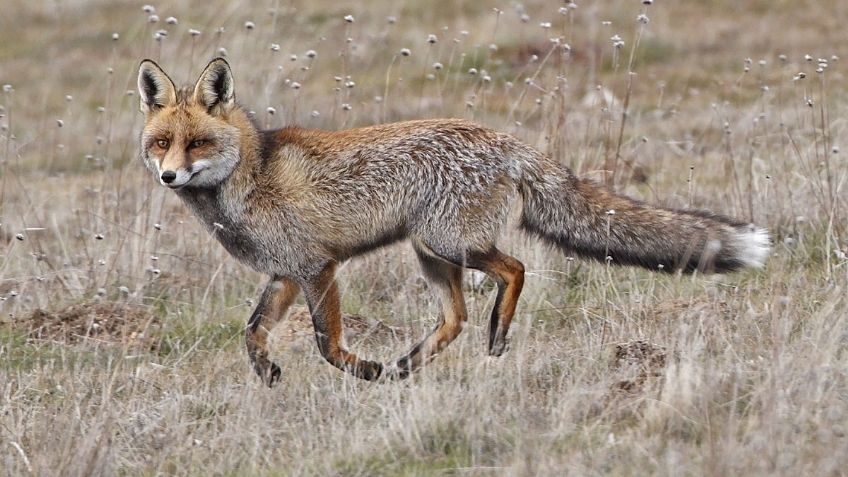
<box><xmin>137</xmin><ymin>60</ymin><xmax>177</xmax><ymax>115</ymax></box>
<box><xmin>192</xmin><ymin>58</ymin><xmax>235</xmax><ymax>115</ymax></box>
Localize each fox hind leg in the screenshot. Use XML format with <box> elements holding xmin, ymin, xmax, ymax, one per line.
<box><xmin>389</xmin><ymin>246</ymin><xmax>468</xmax><ymax>379</ymax></box>
<box><xmin>465</xmin><ymin>248</ymin><xmax>525</xmax><ymax>356</ymax></box>
<box><xmin>246</xmin><ymin>278</ymin><xmax>300</xmax><ymax>386</ymax></box>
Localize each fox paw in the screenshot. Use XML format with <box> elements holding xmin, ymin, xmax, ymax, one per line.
<box><xmin>253</xmin><ymin>361</ymin><xmax>282</xmax><ymax>387</ymax></box>
<box><xmin>265</xmin><ymin>363</ymin><xmax>282</xmax><ymax>387</ymax></box>
<box><xmin>488</xmin><ymin>339</ymin><xmax>509</xmax><ymax>357</ymax></box>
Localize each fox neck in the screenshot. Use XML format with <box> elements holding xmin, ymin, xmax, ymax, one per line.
<box><xmin>176</xmin><ymin>108</ymin><xmax>261</xmax><ymax>229</ymax></box>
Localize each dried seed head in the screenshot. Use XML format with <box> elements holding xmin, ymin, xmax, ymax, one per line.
<box><xmin>290</xmin><ymin>82</ymin><xmax>301</xmax><ymax>90</ymax></box>
<box><xmin>244</xmin><ymin>21</ymin><xmax>255</xmax><ymax>30</ymax></box>
<box><xmin>112</xmin><ymin>32</ymin><xmax>120</xmax><ymax>41</ymax></box>
<box><xmin>148</xmin><ymin>14</ymin><xmax>159</xmax><ymax>23</ymax></box>
<box><xmin>611</xmin><ymin>34</ymin><xmax>625</xmax><ymax>48</ymax></box>
<box><xmin>142</xmin><ymin>5</ymin><xmax>155</xmax><ymax>13</ymax></box>
<box><xmin>344</xmin><ymin>14</ymin><xmax>355</xmax><ymax>23</ymax></box>
<box><xmin>306</xmin><ymin>49</ymin><xmax>317</xmax><ymax>58</ymax></box>
<box><xmin>270</xmin><ymin>43</ymin><xmax>280</xmax><ymax>51</ymax></box>
<box><xmin>166</xmin><ymin>16</ymin><xmax>178</xmax><ymax>25</ymax></box>
<box><xmin>266</xmin><ymin>107</ymin><xmax>276</xmax><ymax>115</ymax></box>
<box><xmin>427</xmin><ymin>34</ymin><xmax>438</xmax><ymax>44</ymax></box>
<box><xmin>217</xmin><ymin>47</ymin><xmax>228</xmax><ymax>57</ymax></box>
<box><xmin>400</xmin><ymin>48</ymin><xmax>411</xmax><ymax>57</ymax></box>
<box><xmin>188</xmin><ymin>29</ymin><xmax>201</xmax><ymax>37</ymax></box>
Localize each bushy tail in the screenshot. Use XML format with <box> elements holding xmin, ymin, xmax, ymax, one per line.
<box><xmin>518</xmin><ymin>161</ymin><xmax>770</xmax><ymax>273</ymax></box>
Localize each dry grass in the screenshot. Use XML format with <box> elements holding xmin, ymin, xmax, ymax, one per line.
<box><xmin>1</xmin><ymin>0</ymin><xmax>847</xmax><ymax>475</ymax></box>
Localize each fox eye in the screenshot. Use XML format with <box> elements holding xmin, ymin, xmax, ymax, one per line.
<box><xmin>156</xmin><ymin>139</ymin><xmax>169</xmax><ymax>149</ymax></box>
<box><xmin>190</xmin><ymin>139</ymin><xmax>206</xmax><ymax>149</ymax></box>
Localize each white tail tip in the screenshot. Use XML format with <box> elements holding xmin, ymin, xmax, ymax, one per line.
<box><xmin>735</xmin><ymin>225</ymin><xmax>771</xmax><ymax>268</ymax></box>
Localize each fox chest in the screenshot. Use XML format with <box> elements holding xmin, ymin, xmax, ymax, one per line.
<box><xmin>177</xmin><ymin>188</ymin><xmax>311</xmax><ymax>276</ymax></box>
<box><xmin>177</xmin><ymin>190</ymin><xmax>274</xmax><ymax>271</ymax></box>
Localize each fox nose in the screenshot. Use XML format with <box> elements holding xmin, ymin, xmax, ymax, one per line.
<box><xmin>161</xmin><ymin>171</ymin><xmax>177</xmax><ymax>184</ymax></box>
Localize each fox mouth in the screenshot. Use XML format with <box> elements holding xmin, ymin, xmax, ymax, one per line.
<box><xmin>165</xmin><ymin>174</ymin><xmax>195</xmax><ymax>189</ymax></box>
<box><xmin>161</xmin><ymin>166</ymin><xmax>206</xmax><ymax>189</ymax></box>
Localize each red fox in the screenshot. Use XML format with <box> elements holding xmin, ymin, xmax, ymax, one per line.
<box><xmin>137</xmin><ymin>58</ymin><xmax>769</xmax><ymax>385</ymax></box>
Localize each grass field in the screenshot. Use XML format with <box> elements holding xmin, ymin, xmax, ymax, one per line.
<box><xmin>1</xmin><ymin>0</ymin><xmax>847</xmax><ymax>475</ymax></box>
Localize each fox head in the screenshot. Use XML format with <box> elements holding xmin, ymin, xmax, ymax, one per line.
<box><xmin>137</xmin><ymin>58</ymin><xmax>241</xmax><ymax>189</ymax></box>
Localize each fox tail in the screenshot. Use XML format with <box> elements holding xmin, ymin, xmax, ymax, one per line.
<box><xmin>518</xmin><ymin>160</ymin><xmax>769</xmax><ymax>273</ymax></box>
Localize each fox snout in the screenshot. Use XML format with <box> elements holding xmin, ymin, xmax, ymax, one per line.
<box><xmin>158</xmin><ymin>168</ymin><xmax>190</xmax><ymax>188</ymax></box>
<box><xmin>157</xmin><ymin>162</ymin><xmax>209</xmax><ymax>189</ymax></box>
<box><xmin>158</xmin><ymin>154</ymin><xmax>193</xmax><ymax>188</ymax></box>
<box><xmin>161</xmin><ymin>170</ymin><xmax>177</xmax><ymax>184</ymax></box>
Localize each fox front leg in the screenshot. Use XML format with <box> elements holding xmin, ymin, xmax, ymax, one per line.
<box><xmin>299</xmin><ymin>262</ymin><xmax>384</xmax><ymax>381</ymax></box>
<box><xmin>246</xmin><ymin>278</ymin><xmax>300</xmax><ymax>386</ymax></box>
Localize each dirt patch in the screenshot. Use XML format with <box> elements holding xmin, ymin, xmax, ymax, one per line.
<box><xmin>23</xmin><ymin>302</ymin><xmax>161</xmax><ymax>350</ymax></box>
<box><xmin>610</xmin><ymin>340</ymin><xmax>669</xmax><ymax>394</ymax></box>
<box><xmin>19</xmin><ymin>302</ymin><xmax>407</xmax><ymax>353</ymax></box>
<box><xmin>276</xmin><ymin>305</ymin><xmax>407</xmax><ymax>347</ymax></box>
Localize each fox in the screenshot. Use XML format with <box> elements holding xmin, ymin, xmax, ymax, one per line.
<box><xmin>137</xmin><ymin>58</ymin><xmax>770</xmax><ymax>385</ymax></box>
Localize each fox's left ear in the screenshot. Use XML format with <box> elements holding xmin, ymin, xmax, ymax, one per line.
<box><xmin>193</xmin><ymin>58</ymin><xmax>235</xmax><ymax>115</ymax></box>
